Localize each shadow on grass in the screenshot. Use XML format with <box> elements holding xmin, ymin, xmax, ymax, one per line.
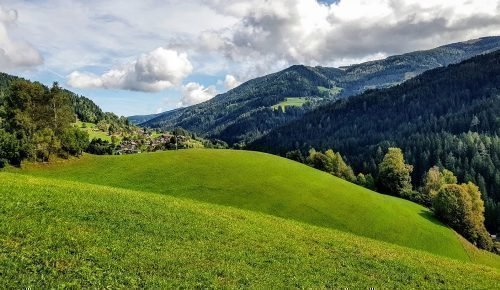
<box><xmin>419</xmin><ymin>209</ymin><xmax>448</xmax><ymax>228</ymax></box>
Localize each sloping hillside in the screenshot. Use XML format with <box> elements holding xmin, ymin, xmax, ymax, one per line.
<box><xmin>2</xmin><ymin>171</ymin><xmax>500</xmax><ymax>287</ymax></box>
<box><xmin>140</xmin><ymin>36</ymin><xmax>500</xmax><ymax>145</ymax></box>
<box><xmin>250</xmin><ymin>49</ymin><xmax>500</xmax><ymax>234</ymax></box>
<box><xmin>13</xmin><ymin>149</ymin><xmax>500</xmax><ymax>265</ymax></box>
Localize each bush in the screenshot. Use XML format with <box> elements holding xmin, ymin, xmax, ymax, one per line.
<box><xmin>86</xmin><ymin>138</ymin><xmax>114</xmax><ymax>155</ymax></box>
<box><xmin>0</xmin><ymin>129</ymin><xmax>20</xmax><ymax>165</ymax></box>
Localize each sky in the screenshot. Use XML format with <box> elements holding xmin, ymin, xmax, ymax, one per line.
<box><xmin>1</xmin><ymin>0</ymin><xmax>500</xmax><ymax>116</ymax></box>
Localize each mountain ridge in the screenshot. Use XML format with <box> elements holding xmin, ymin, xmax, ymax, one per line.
<box><xmin>138</xmin><ymin>36</ymin><xmax>500</xmax><ymax>145</ymax></box>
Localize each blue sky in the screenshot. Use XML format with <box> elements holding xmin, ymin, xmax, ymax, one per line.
<box><xmin>1</xmin><ymin>0</ymin><xmax>500</xmax><ymax>116</ymax></box>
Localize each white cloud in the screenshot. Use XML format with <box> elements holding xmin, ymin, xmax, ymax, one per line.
<box><xmin>3</xmin><ymin>0</ymin><xmax>500</xmax><ymax>114</ymax></box>
<box><xmin>202</xmin><ymin>0</ymin><xmax>500</xmax><ymax>75</ymax></box>
<box><xmin>2</xmin><ymin>0</ymin><xmax>236</xmax><ymax>73</ymax></box>
<box><xmin>68</xmin><ymin>47</ymin><xmax>193</xmax><ymax>92</ymax></box>
<box><xmin>223</xmin><ymin>74</ymin><xmax>242</xmax><ymax>90</ymax></box>
<box><xmin>0</xmin><ymin>5</ymin><xmax>42</xmax><ymax>70</ymax></box>
<box><xmin>179</xmin><ymin>82</ymin><xmax>217</xmax><ymax>107</ymax></box>
<box><xmin>7</xmin><ymin>0</ymin><xmax>500</xmax><ymax>81</ymax></box>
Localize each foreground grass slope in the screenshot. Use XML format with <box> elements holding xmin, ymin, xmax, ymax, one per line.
<box><xmin>16</xmin><ymin>150</ymin><xmax>494</xmax><ymax>263</ymax></box>
<box><xmin>1</xmin><ymin>173</ymin><xmax>499</xmax><ymax>288</ymax></box>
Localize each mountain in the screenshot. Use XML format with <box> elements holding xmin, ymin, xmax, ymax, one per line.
<box><xmin>140</xmin><ymin>36</ymin><xmax>500</xmax><ymax>145</ymax></box>
<box><xmin>142</xmin><ymin>65</ymin><xmax>338</xmax><ymax>145</ymax></box>
<box><xmin>128</xmin><ymin>112</ymin><xmax>162</xmax><ymax>125</ymax></box>
<box><xmin>249</xmin><ymin>50</ymin><xmax>500</xmax><ymax>234</ymax></box>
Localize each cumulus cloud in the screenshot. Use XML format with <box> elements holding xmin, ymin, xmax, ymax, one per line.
<box><xmin>223</xmin><ymin>74</ymin><xmax>242</xmax><ymax>90</ymax></box>
<box><xmin>0</xmin><ymin>5</ymin><xmax>43</xmax><ymax>70</ymax></box>
<box><xmin>202</xmin><ymin>0</ymin><xmax>500</xmax><ymax>73</ymax></box>
<box><xmin>179</xmin><ymin>82</ymin><xmax>217</xmax><ymax>107</ymax></box>
<box><xmin>68</xmin><ymin>47</ymin><xmax>193</xmax><ymax>92</ymax></box>
<box><xmin>4</xmin><ymin>0</ymin><xmax>500</xmax><ymax>114</ymax></box>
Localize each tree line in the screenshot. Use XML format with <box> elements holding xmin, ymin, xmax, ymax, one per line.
<box><xmin>0</xmin><ymin>81</ymin><xmax>87</xmax><ymax>165</ymax></box>
<box><xmin>289</xmin><ymin>147</ymin><xmax>495</xmax><ymax>252</ymax></box>
<box><xmin>0</xmin><ymin>78</ymin><xmax>132</xmax><ymax>167</ymax></box>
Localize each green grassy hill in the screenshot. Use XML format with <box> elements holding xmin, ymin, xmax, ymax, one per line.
<box><xmin>74</xmin><ymin>121</ymin><xmax>115</xmax><ymax>142</ymax></box>
<box><xmin>11</xmin><ymin>150</ymin><xmax>500</xmax><ymax>267</ymax></box>
<box><xmin>1</xmin><ymin>172</ymin><xmax>499</xmax><ymax>288</ymax></box>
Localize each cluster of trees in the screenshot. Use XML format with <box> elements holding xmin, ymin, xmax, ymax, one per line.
<box><xmin>250</xmin><ymin>50</ymin><xmax>500</xmax><ymax>236</ymax></box>
<box><xmin>434</xmin><ymin>183</ymin><xmax>492</xmax><ymax>250</ymax></box>
<box><xmin>378</xmin><ymin>148</ymin><xmax>493</xmax><ymax>250</ymax></box>
<box><xmin>86</xmin><ymin>138</ymin><xmax>114</xmax><ymax>155</ymax></box>
<box><xmin>95</xmin><ymin>114</ymin><xmax>132</xmax><ymax>136</ymax></box>
<box><xmin>288</xmin><ymin>146</ymin><xmax>494</xmax><ymax>251</ymax></box>
<box><xmin>69</xmin><ymin>92</ymin><xmax>105</xmax><ymax>124</ymax></box>
<box><xmin>0</xmin><ymin>71</ymin><xmax>141</xmax><ymax>166</ymax></box>
<box><xmin>286</xmin><ymin>148</ymin><xmax>375</xmax><ymax>189</ymax></box>
<box><xmin>0</xmin><ymin>80</ymin><xmax>89</xmax><ymax>165</ymax></box>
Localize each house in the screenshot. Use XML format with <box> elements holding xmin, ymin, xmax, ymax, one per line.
<box><xmin>116</xmin><ymin>149</ymin><xmax>141</xmax><ymax>155</ymax></box>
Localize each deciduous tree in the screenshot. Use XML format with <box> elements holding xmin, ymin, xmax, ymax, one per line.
<box><xmin>378</xmin><ymin>148</ymin><xmax>414</xmax><ymax>198</ymax></box>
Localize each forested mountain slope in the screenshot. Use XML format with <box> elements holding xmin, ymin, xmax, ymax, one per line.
<box><xmin>141</xmin><ymin>37</ymin><xmax>500</xmax><ymax>145</ymax></box>
<box><xmin>128</xmin><ymin>113</ymin><xmax>161</xmax><ymax>125</ymax></box>
<box><xmin>249</xmin><ymin>50</ymin><xmax>500</xmax><ymax>234</ymax></box>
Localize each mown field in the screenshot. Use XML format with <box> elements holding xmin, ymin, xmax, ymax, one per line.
<box><xmin>11</xmin><ymin>149</ymin><xmax>500</xmax><ymax>268</ymax></box>
<box><xmin>1</xmin><ymin>172</ymin><xmax>500</xmax><ymax>288</ymax></box>
<box><xmin>272</xmin><ymin>97</ymin><xmax>308</xmax><ymax>111</ymax></box>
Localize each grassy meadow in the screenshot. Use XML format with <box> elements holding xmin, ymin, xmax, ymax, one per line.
<box><xmin>74</xmin><ymin>121</ymin><xmax>117</xmax><ymax>142</ymax></box>
<box><xmin>272</xmin><ymin>97</ymin><xmax>308</xmax><ymax>111</ymax></box>
<box><xmin>11</xmin><ymin>149</ymin><xmax>500</xmax><ymax>267</ymax></box>
<box><xmin>1</xmin><ymin>172</ymin><xmax>500</xmax><ymax>288</ymax></box>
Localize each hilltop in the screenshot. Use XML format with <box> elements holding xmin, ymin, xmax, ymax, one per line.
<box><xmin>139</xmin><ymin>36</ymin><xmax>500</xmax><ymax>145</ymax></box>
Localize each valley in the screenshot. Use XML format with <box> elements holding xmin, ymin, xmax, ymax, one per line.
<box><xmin>1</xmin><ymin>8</ymin><xmax>500</xmax><ymax>286</ymax></box>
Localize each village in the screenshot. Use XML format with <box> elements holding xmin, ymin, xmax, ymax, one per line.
<box><xmin>115</xmin><ymin>131</ymin><xmax>193</xmax><ymax>155</ymax></box>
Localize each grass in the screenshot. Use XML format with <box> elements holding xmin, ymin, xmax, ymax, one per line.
<box><xmin>12</xmin><ymin>150</ymin><xmax>500</xmax><ymax>267</ymax></box>
<box><xmin>272</xmin><ymin>97</ymin><xmax>308</xmax><ymax>111</ymax></box>
<box><xmin>1</xmin><ymin>172</ymin><xmax>499</xmax><ymax>288</ymax></box>
<box><xmin>74</xmin><ymin>121</ymin><xmax>118</xmax><ymax>142</ymax></box>
<box><xmin>318</xmin><ymin>85</ymin><xmax>343</xmax><ymax>97</ymax></box>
